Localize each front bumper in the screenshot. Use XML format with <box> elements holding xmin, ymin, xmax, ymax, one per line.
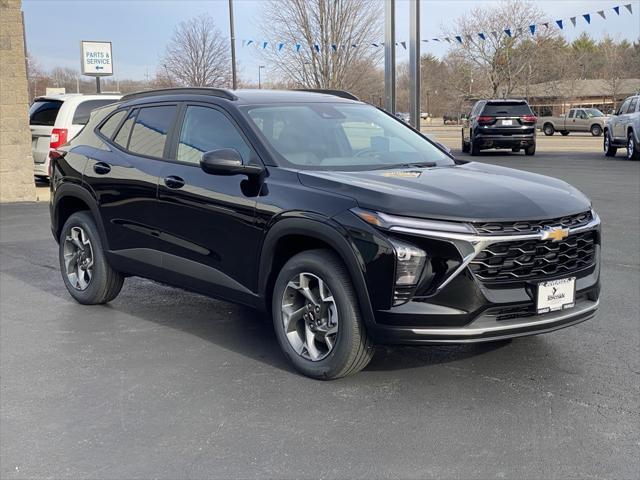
<box><xmin>366</xmin><ymin>212</ymin><xmax>601</xmax><ymax>345</ymax></box>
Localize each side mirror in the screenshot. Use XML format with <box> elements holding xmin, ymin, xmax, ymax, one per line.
<box><xmin>200</xmin><ymin>149</ymin><xmax>264</xmax><ymax>177</ymax></box>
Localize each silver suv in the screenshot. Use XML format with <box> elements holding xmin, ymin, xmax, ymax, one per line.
<box><xmin>29</xmin><ymin>94</ymin><xmax>121</xmax><ymax>179</ymax></box>
<box><xmin>604</xmin><ymin>94</ymin><xmax>640</xmax><ymax>160</ymax></box>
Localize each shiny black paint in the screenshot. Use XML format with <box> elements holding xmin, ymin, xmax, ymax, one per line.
<box><xmin>50</xmin><ymin>90</ymin><xmax>600</xmax><ymax>345</ymax></box>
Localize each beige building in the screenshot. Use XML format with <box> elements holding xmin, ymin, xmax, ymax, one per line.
<box><xmin>1</xmin><ymin>0</ymin><xmax>36</xmax><ymax>202</ymax></box>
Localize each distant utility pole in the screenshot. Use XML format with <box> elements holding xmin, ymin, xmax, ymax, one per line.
<box><xmin>228</xmin><ymin>0</ymin><xmax>238</xmax><ymax>89</ymax></box>
<box><xmin>258</xmin><ymin>65</ymin><xmax>265</xmax><ymax>89</ymax></box>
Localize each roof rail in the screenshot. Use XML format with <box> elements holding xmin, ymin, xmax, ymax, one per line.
<box><xmin>120</xmin><ymin>87</ymin><xmax>237</xmax><ymax>102</ymax></box>
<box><xmin>295</xmin><ymin>89</ymin><xmax>359</xmax><ymax>101</ymax></box>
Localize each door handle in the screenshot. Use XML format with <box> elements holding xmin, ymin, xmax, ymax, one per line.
<box><xmin>163</xmin><ymin>175</ymin><xmax>185</xmax><ymax>189</ymax></box>
<box><xmin>93</xmin><ymin>162</ymin><xmax>111</xmax><ymax>175</ymax></box>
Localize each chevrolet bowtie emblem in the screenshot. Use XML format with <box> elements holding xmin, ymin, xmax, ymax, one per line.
<box><xmin>542</xmin><ymin>227</ymin><xmax>569</xmax><ymax>242</ymax></box>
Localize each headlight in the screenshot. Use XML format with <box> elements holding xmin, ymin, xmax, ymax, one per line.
<box><xmin>389</xmin><ymin>238</ymin><xmax>426</xmax><ymax>286</ymax></box>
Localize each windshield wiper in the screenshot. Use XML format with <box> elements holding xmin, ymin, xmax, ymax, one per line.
<box><xmin>371</xmin><ymin>162</ymin><xmax>437</xmax><ymax>170</ymax></box>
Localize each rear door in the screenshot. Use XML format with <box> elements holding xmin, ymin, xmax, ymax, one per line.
<box><xmin>614</xmin><ymin>98</ymin><xmax>632</xmax><ymax>141</ymax></box>
<box><xmin>29</xmin><ymin>98</ymin><xmax>62</xmax><ymax>166</ymax></box>
<box><xmin>153</xmin><ymin>102</ymin><xmax>264</xmax><ymax>304</ymax></box>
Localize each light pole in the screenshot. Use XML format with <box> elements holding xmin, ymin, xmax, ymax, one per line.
<box><xmin>228</xmin><ymin>0</ymin><xmax>238</xmax><ymax>89</ymax></box>
<box><xmin>258</xmin><ymin>65</ymin><xmax>265</xmax><ymax>89</ymax></box>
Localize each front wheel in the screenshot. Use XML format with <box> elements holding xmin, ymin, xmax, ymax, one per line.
<box><xmin>543</xmin><ymin>124</ymin><xmax>555</xmax><ymax>136</ymax></box>
<box><xmin>629</xmin><ymin>133</ymin><xmax>640</xmax><ymax>160</ymax></box>
<box><xmin>59</xmin><ymin>211</ymin><xmax>124</xmax><ymax>305</ymax></box>
<box><xmin>272</xmin><ymin>249</ymin><xmax>374</xmax><ymax>379</ymax></box>
<box><xmin>590</xmin><ymin>124</ymin><xmax>602</xmax><ymax>137</ymax></box>
<box><xmin>461</xmin><ymin>130</ymin><xmax>470</xmax><ymax>153</ymax></box>
<box><xmin>604</xmin><ymin>131</ymin><xmax>617</xmax><ymax>157</ymax></box>
<box><xmin>525</xmin><ymin>144</ymin><xmax>536</xmax><ymax>156</ymax></box>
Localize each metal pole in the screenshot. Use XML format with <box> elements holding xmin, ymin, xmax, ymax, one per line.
<box><xmin>258</xmin><ymin>67</ymin><xmax>261</xmax><ymax>89</ymax></box>
<box><xmin>96</xmin><ymin>77</ymin><xmax>101</xmax><ymax>93</ymax></box>
<box><xmin>409</xmin><ymin>0</ymin><xmax>420</xmax><ymax>129</ymax></box>
<box><xmin>228</xmin><ymin>0</ymin><xmax>238</xmax><ymax>89</ymax></box>
<box><xmin>384</xmin><ymin>0</ymin><xmax>395</xmax><ymax>114</ymax></box>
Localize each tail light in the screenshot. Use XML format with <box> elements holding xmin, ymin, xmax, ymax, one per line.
<box><xmin>49</xmin><ymin>128</ymin><xmax>68</xmax><ymax>149</ymax></box>
<box><xmin>477</xmin><ymin>116</ymin><xmax>494</xmax><ymax>124</ymax></box>
<box><xmin>521</xmin><ymin>115</ymin><xmax>537</xmax><ymax>123</ymax></box>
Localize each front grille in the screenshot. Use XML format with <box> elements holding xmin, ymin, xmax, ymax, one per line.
<box><xmin>473</xmin><ymin>211</ymin><xmax>593</xmax><ymax>236</ymax></box>
<box><xmin>469</xmin><ymin>231</ymin><xmax>597</xmax><ymax>282</ymax></box>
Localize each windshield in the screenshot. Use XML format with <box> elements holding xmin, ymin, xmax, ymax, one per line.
<box><xmin>584</xmin><ymin>108</ymin><xmax>604</xmax><ymax>118</ymax></box>
<box><xmin>243</xmin><ymin>103</ymin><xmax>453</xmax><ymax>171</ymax></box>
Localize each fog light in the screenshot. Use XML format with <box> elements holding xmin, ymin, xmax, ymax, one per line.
<box><xmin>390</xmin><ymin>238</ymin><xmax>426</xmax><ymax>286</ymax></box>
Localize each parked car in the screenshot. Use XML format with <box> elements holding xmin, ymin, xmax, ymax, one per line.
<box><xmin>604</xmin><ymin>94</ymin><xmax>640</xmax><ymax>160</ymax></box>
<box><xmin>462</xmin><ymin>99</ymin><xmax>537</xmax><ymax>155</ymax></box>
<box><xmin>29</xmin><ymin>94</ymin><xmax>121</xmax><ymax>179</ymax></box>
<box><xmin>50</xmin><ymin>88</ymin><xmax>600</xmax><ymax>379</ymax></box>
<box><xmin>537</xmin><ymin>108</ymin><xmax>607</xmax><ymax>137</ymax></box>
<box><xmin>395</xmin><ymin>112</ymin><xmax>410</xmax><ymax>123</ymax></box>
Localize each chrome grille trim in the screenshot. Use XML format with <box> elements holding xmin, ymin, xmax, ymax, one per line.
<box><xmin>472</xmin><ymin>211</ymin><xmax>593</xmax><ymax>236</ymax></box>
<box><xmin>388</xmin><ymin>211</ymin><xmax>600</xmax><ymax>294</ymax></box>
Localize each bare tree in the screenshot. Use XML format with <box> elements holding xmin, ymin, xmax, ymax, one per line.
<box><xmin>258</xmin><ymin>0</ymin><xmax>383</xmax><ymax>96</ymax></box>
<box><xmin>163</xmin><ymin>14</ymin><xmax>231</xmax><ymax>87</ymax></box>
<box><xmin>446</xmin><ymin>0</ymin><xmax>556</xmax><ymax>96</ymax></box>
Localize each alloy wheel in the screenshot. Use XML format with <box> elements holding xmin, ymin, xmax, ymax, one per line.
<box><xmin>629</xmin><ymin>137</ymin><xmax>635</xmax><ymax>160</ymax></box>
<box><xmin>281</xmin><ymin>272</ymin><xmax>339</xmax><ymax>361</ymax></box>
<box><xmin>63</xmin><ymin>226</ymin><xmax>94</xmax><ymax>290</ymax></box>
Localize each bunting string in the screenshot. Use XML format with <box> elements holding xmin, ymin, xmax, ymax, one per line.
<box><xmin>241</xmin><ymin>3</ymin><xmax>634</xmax><ymax>52</ymax></box>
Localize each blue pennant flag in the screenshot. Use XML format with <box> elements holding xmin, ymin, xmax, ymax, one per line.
<box><xmin>314</xmin><ymin>44</ymin><xmax>320</xmax><ymax>52</ymax></box>
<box><xmin>262</xmin><ymin>41</ymin><xmax>268</xmax><ymax>49</ymax></box>
<box><xmin>624</xmin><ymin>4</ymin><xmax>632</xmax><ymax>14</ymax></box>
<box><xmin>351</xmin><ymin>44</ymin><xmax>358</xmax><ymax>48</ymax></box>
<box><xmin>529</xmin><ymin>24</ymin><xmax>536</xmax><ymax>35</ymax></box>
<box><xmin>371</xmin><ymin>43</ymin><xmax>379</xmax><ymax>47</ymax></box>
<box><xmin>478</xmin><ymin>33</ymin><xmax>486</xmax><ymax>40</ymax></box>
<box><xmin>583</xmin><ymin>13</ymin><xmax>591</xmax><ymax>24</ymax></box>
<box><xmin>400</xmin><ymin>41</ymin><xmax>407</xmax><ymax>49</ymax></box>
<box><xmin>331</xmin><ymin>44</ymin><xmax>337</xmax><ymax>51</ymax></box>
<box><xmin>246</xmin><ymin>40</ymin><xmax>254</xmax><ymax>46</ymax></box>
<box><xmin>278</xmin><ymin>43</ymin><xmax>285</xmax><ymax>51</ymax></box>
<box><xmin>556</xmin><ymin>19</ymin><xmax>564</xmax><ymax>29</ymax></box>
<box><xmin>295</xmin><ymin>43</ymin><xmax>301</xmax><ymax>52</ymax></box>
<box><xmin>422</xmin><ymin>39</ymin><xmax>429</xmax><ymax>42</ymax></box>
<box><xmin>432</xmin><ymin>38</ymin><xmax>440</xmax><ymax>42</ymax></box>
<box><xmin>455</xmin><ymin>35</ymin><xmax>463</xmax><ymax>43</ymax></box>
<box><xmin>613</xmin><ymin>6</ymin><xmax>620</xmax><ymax>15</ymax></box>
<box><xmin>504</xmin><ymin>28</ymin><xmax>512</xmax><ymax>37</ymax></box>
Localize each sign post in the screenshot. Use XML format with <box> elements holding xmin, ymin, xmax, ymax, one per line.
<box><xmin>80</xmin><ymin>41</ymin><xmax>113</xmax><ymax>93</ymax></box>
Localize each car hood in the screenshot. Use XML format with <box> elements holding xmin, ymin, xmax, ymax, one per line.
<box><xmin>297</xmin><ymin>162</ymin><xmax>592</xmax><ymax>222</ymax></box>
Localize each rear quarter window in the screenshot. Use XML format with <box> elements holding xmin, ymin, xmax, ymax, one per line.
<box><xmin>98</xmin><ymin>110</ymin><xmax>128</xmax><ymax>139</ymax></box>
<box><xmin>482</xmin><ymin>103</ymin><xmax>533</xmax><ymax>116</ymax></box>
<box><xmin>73</xmin><ymin>99</ymin><xmax>119</xmax><ymax>125</ymax></box>
<box><xmin>29</xmin><ymin>100</ymin><xmax>63</xmax><ymax>126</ymax></box>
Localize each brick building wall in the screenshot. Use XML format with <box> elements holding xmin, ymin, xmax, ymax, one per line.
<box><xmin>0</xmin><ymin>0</ymin><xmax>36</xmax><ymax>202</ymax></box>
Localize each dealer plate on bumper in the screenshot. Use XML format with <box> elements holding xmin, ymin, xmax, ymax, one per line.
<box><xmin>536</xmin><ymin>277</ymin><xmax>576</xmax><ymax>314</ymax></box>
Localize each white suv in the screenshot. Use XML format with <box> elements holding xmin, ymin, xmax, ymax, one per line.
<box><xmin>29</xmin><ymin>94</ymin><xmax>121</xmax><ymax>178</ymax></box>
<box><xmin>604</xmin><ymin>94</ymin><xmax>640</xmax><ymax>160</ymax></box>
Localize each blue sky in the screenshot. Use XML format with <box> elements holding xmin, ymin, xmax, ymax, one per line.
<box><xmin>23</xmin><ymin>0</ymin><xmax>640</xmax><ymax>84</ymax></box>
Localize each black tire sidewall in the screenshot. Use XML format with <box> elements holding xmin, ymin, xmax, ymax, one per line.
<box><xmin>544</xmin><ymin>125</ymin><xmax>554</xmax><ymax>136</ymax></box>
<box><xmin>591</xmin><ymin>125</ymin><xmax>602</xmax><ymax>136</ymax></box>
<box><xmin>271</xmin><ymin>251</ymin><xmax>363</xmax><ymax>379</ymax></box>
<box><xmin>59</xmin><ymin>211</ymin><xmax>111</xmax><ymax>304</ymax></box>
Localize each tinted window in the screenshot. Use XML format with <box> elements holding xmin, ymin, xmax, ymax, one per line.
<box><xmin>481</xmin><ymin>102</ymin><xmax>533</xmax><ymax>116</ymax></box>
<box><xmin>73</xmin><ymin>99</ymin><xmax>119</xmax><ymax>125</ymax></box>
<box><xmin>99</xmin><ymin>110</ymin><xmax>127</xmax><ymax>139</ymax></box>
<box><xmin>113</xmin><ymin>110</ymin><xmax>136</xmax><ymax>148</ymax></box>
<box><xmin>618</xmin><ymin>99</ymin><xmax>631</xmax><ymax>115</ymax></box>
<box><xmin>29</xmin><ymin>100</ymin><xmax>63</xmax><ymax>126</ymax></box>
<box><xmin>177</xmin><ymin>106</ymin><xmax>251</xmax><ymax>164</ymax></box>
<box><xmin>128</xmin><ymin>105</ymin><xmax>177</xmax><ymax>158</ymax></box>
<box><xmin>576</xmin><ymin>110</ymin><xmax>587</xmax><ymax>119</ymax></box>
<box><xmin>628</xmin><ymin>98</ymin><xmax>638</xmax><ymax>114</ymax></box>
<box><xmin>568</xmin><ymin>110</ymin><xmax>575</xmax><ymax>118</ymax></box>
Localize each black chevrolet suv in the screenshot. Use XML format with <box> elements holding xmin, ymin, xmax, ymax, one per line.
<box><xmin>50</xmin><ymin>88</ymin><xmax>600</xmax><ymax>379</ymax></box>
<box><xmin>462</xmin><ymin>99</ymin><xmax>537</xmax><ymax>155</ymax></box>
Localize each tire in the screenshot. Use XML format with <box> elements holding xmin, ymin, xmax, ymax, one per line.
<box><xmin>560</xmin><ymin>131</ymin><xmax>570</xmax><ymax>136</ymax></box>
<box><xmin>629</xmin><ymin>133</ymin><xmax>640</xmax><ymax>161</ymax></box>
<box><xmin>511</xmin><ymin>147</ymin><xmax>520</xmax><ymax>153</ymax></box>
<box><xmin>543</xmin><ymin>124</ymin><xmax>555</xmax><ymax>136</ymax></box>
<box><xmin>461</xmin><ymin>130</ymin><xmax>470</xmax><ymax>153</ymax></box>
<box><xmin>59</xmin><ymin>211</ymin><xmax>124</xmax><ymax>305</ymax></box>
<box><xmin>470</xmin><ymin>137</ymin><xmax>481</xmax><ymax>156</ymax></box>
<box><xmin>525</xmin><ymin>144</ymin><xmax>536</xmax><ymax>156</ymax></box>
<box><xmin>271</xmin><ymin>249</ymin><xmax>374</xmax><ymax>379</ymax></box>
<box><xmin>590</xmin><ymin>124</ymin><xmax>602</xmax><ymax>137</ymax></box>
<box><xmin>604</xmin><ymin>130</ymin><xmax>617</xmax><ymax>157</ymax></box>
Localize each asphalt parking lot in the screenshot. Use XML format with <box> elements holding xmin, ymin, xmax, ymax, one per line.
<box><xmin>1</xmin><ymin>148</ymin><xmax>639</xmax><ymax>479</ymax></box>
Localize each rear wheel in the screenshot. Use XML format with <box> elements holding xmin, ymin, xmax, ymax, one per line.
<box><xmin>543</xmin><ymin>124</ymin><xmax>555</xmax><ymax>136</ymax></box>
<box><xmin>470</xmin><ymin>136</ymin><xmax>481</xmax><ymax>156</ymax></box>
<box><xmin>271</xmin><ymin>249</ymin><xmax>374</xmax><ymax>379</ymax></box>
<box><xmin>525</xmin><ymin>144</ymin><xmax>536</xmax><ymax>156</ymax></box>
<box><xmin>590</xmin><ymin>124</ymin><xmax>602</xmax><ymax>137</ymax></box>
<box><xmin>560</xmin><ymin>131</ymin><xmax>569</xmax><ymax>136</ymax></box>
<box><xmin>628</xmin><ymin>133</ymin><xmax>640</xmax><ymax>160</ymax></box>
<box><xmin>59</xmin><ymin>211</ymin><xmax>124</xmax><ymax>305</ymax></box>
<box><xmin>604</xmin><ymin>131</ymin><xmax>617</xmax><ymax>157</ymax></box>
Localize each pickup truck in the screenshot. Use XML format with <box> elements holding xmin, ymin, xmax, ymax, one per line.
<box><xmin>537</xmin><ymin>108</ymin><xmax>607</xmax><ymax>137</ymax></box>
